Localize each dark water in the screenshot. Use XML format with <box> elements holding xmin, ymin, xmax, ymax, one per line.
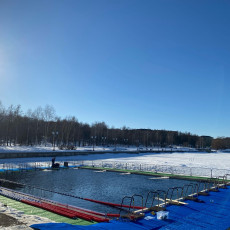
<box><xmin>0</xmin><ymin>169</ymin><xmax>201</xmax><ymax>214</ymax></box>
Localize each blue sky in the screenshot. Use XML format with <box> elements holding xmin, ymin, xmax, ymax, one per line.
<box><xmin>0</xmin><ymin>0</ymin><xmax>229</xmax><ymax>137</ymax></box>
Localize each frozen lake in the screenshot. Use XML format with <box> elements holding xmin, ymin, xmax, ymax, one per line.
<box><xmin>0</xmin><ymin>151</ymin><xmax>229</xmax><ymax>170</ymax></box>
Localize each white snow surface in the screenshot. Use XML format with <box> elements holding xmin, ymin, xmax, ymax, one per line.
<box><xmin>0</xmin><ymin>149</ymin><xmax>229</xmax><ymax>170</ymax></box>
<box><xmin>0</xmin><ymin>145</ymin><xmax>229</xmax><ymax>177</ymax></box>
<box><xmin>100</xmin><ymin>152</ymin><xmax>230</xmax><ymax>169</ymax></box>
<box><xmin>0</xmin><ymin>145</ymin><xmax>197</xmax><ymax>153</ymax></box>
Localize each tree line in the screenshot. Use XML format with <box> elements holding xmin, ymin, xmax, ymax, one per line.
<box><xmin>211</xmin><ymin>138</ymin><xmax>230</xmax><ymax>150</ymax></box>
<box><xmin>0</xmin><ymin>101</ymin><xmax>226</xmax><ymax>150</ymax></box>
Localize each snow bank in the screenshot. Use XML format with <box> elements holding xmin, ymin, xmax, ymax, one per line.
<box><xmin>0</xmin><ymin>145</ymin><xmax>197</xmax><ymax>153</ymax></box>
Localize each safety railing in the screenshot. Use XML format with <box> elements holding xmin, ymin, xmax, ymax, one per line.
<box><xmin>81</xmin><ymin>160</ymin><xmax>230</xmax><ymax>179</ymax></box>
<box><xmin>1</xmin><ymin>160</ymin><xmax>230</xmax><ymax>181</ymax></box>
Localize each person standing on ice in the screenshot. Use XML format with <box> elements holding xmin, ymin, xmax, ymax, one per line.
<box><xmin>51</xmin><ymin>157</ymin><xmax>56</xmax><ymax>167</ymax></box>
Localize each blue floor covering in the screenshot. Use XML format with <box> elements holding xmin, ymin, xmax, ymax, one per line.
<box><xmin>31</xmin><ymin>187</ymin><xmax>230</xmax><ymax>230</ymax></box>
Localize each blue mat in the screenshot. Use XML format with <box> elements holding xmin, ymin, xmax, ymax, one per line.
<box><xmin>31</xmin><ymin>188</ymin><xmax>230</xmax><ymax>230</ymax></box>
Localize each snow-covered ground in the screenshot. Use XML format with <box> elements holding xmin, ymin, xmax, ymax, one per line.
<box><xmin>0</xmin><ymin>145</ymin><xmax>197</xmax><ymax>153</ymax></box>
<box><xmin>0</xmin><ymin>144</ymin><xmax>229</xmax><ymax>178</ymax></box>
<box><xmin>0</xmin><ymin>147</ymin><xmax>227</xmax><ymax>168</ymax></box>
<box><xmin>0</xmin><ymin>151</ymin><xmax>229</xmax><ymax>177</ymax></box>
<box><xmin>98</xmin><ymin>152</ymin><xmax>230</xmax><ymax>169</ymax></box>
<box><xmin>93</xmin><ymin>152</ymin><xmax>230</xmax><ymax>177</ymax></box>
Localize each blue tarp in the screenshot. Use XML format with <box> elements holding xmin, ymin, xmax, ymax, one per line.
<box><xmin>31</xmin><ymin>188</ymin><xmax>230</xmax><ymax>230</ymax></box>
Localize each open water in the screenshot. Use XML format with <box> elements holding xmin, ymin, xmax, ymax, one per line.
<box><xmin>0</xmin><ymin>168</ymin><xmax>203</xmax><ymax>214</ymax></box>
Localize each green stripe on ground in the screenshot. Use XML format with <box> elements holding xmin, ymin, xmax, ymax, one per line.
<box><xmin>0</xmin><ymin>195</ymin><xmax>95</xmax><ymax>225</ymax></box>
<box><xmin>81</xmin><ymin>166</ymin><xmax>214</xmax><ymax>181</ymax></box>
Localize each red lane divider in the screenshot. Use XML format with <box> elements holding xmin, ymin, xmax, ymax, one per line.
<box><xmin>41</xmin><ymin>201</ymin><xmax>121</xmax><ymax>219</ymax></box>
<box><xmin>22</xmin><ymin>200</ymin><xmax>78</xmax><ymax>219</ymax></box>
<box><xmin>84</xmin><ymin>198</ymin><xmax>144</xmax><ymax>210</ymax></box>
<box><xmin>21</xmin><ymin>200</ymin><xmax>110</xmax><ymax>222</ymax></box>
<box><xmin>0</xmin><ymin>186</ymin><xmax>121</xmax><ymax>220</ymax></box>
<box><xmin>43</xmin><ymin>200</ymin><xmax>107</xmax><ymax>217</ymax></box>
<box><xmin>106</xmin><ymin>213</ymin><xmax>120</xmax><ymax>217</ymax></box>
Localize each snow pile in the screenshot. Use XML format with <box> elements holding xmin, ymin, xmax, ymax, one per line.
<box><xmin>0</xmin><ymin>145</ymin><xmax>198</xmax><ymax>153</ymax></box>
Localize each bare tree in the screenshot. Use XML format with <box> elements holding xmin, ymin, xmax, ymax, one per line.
<box><xmin>43</xmin><ymin>105</ymin><xmax>56</xmax><ymax>146</ymax></box>
<box><xmin>32</xmin><ymin>106</ymin><xmax>43</xmax><ymax>145</ymax></box>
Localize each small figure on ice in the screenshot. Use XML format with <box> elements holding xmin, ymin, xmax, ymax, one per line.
<box><xmin>51</xmin><ymin>157</ymin><xmax>59</xmax><ymax>168</ymax></box>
